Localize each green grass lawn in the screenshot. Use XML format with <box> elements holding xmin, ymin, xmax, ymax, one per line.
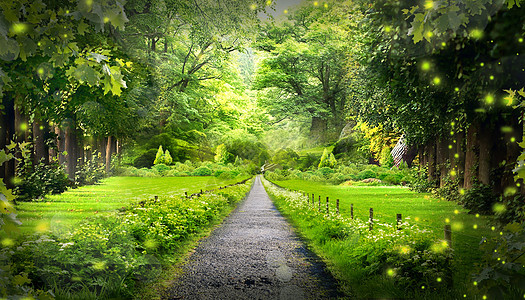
<box><xmin>272</xmin><ymin>179</ymin><xmax>497</xmax><ymax>288</ymax></box>
<box><xmin>14</xmin><ymin>176</ymin><xmax>249</xmax><ymax>235</ymax></box>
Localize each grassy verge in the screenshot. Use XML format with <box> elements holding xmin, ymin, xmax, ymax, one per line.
<box><xmin>1</xmin><ymin>176</ymin><xmax>253</xmax><ymax>299</ymax></box>
<box><xmin>13</xmin><ymin>176</ymin><xmax>249</xmax><ymax>235</ymax></box>
<box><xmin>265</xmin><ymin>178</ymin><xmax>496</xmax><ymax>299</ymax></box>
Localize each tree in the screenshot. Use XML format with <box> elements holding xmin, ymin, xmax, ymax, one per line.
<box><xmin>254</xmin><ymin>1</ymin><xmax>355</xmax><ymax>142</ymax></box>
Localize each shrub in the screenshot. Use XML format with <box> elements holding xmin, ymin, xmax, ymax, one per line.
<box><xmin>15</xmin><ymin>160</ymin><xmax>70</xmax><ymax>201</ymax></box>
<box><xmin>134</xmin><ymin>149</ymin><xmax>158</xmax><ymax>168</ymax></box>
<box><xmin>192</xmin><ymin>166</ymin><xmax>212</xmax><ymax>176</ymax></box>
<box><xmin>318</xmin><ymin>148</ymin><xmax>337</xmax><ymax>169</ymax></box>
<box><xmin>459</xmin><ymin>184</ymin><xmax>498</xmax><ymax>215</ymax></box>
<box><xmin>356</xmin><ymin>169</ymin><xmax>377</xmax><ymax>180</ymax></box>
<box><xmin>317</xmin><ymin>167</ymin><xmax>335</xmax><ymax>177</ymax></box>
<box><xmin>75</xmin><ymin>155</ymin><xmax>106</xmax><ymax>186</ymax></box>
<box><xmin>152</xmin><ymin>164</ymin><xmax>170</xmax><ymax>176</ymax></box>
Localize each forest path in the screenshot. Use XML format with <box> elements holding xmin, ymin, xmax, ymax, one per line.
<box><xmin>164</xmin><ymin>175</ymin><xmax>342</xmax><ymax>299</ymax></box>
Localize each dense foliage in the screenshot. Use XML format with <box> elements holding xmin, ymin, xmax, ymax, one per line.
<box><xmin>0</xmin><ymin>179</ymin><xmax>252</xmax><ymax>298</ymax></box>
<box><xmin>262</xmin><ymin>177</ymin><xmax>453</xmax><ymax>298</ymax></box>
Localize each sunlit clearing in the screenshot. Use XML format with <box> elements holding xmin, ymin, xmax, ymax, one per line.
<box><xmin>493</xmin><ymin>203</ymin><xmax>506</xmax><ymax>214</ymax></box>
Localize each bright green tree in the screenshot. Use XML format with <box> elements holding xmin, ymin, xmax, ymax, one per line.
<box><xmin>153</xmin><ymin>145</ymin><xmax>165</xmax><ymax>165</ymax></box>
<box><xmin>164</xmin><ymin>149</ymin><xmax>173</xmax><ymax>165</ymax></box>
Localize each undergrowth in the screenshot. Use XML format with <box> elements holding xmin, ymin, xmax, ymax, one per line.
<box><xmin>262</xmin><ymin>176</ymin><xmax>456</xmax><ymax>298</ymax></box>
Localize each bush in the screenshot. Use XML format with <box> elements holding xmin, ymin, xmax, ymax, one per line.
<box><xmin>152</xmin><ymin>164</ymin><xmax>170</xmax><ymax>176</ymax></box>
<box><xmin>192</xmin><ymin>166</ymin><xmax>212</xmax><ymax>176</ymax></box>
<box><xmin>408</xmin><ymin>169</ymin><xmax>437</xmax><ymax>193</ymax></box>
<box><xmin>356</xmin><ymin>169</ymin><xmax>377</xmax><ymax>180</ymax></box>
<box><xmin>75</xmin><ymin>155</ymin><xmax>106</xmax><ymax>186</ymax></box>
<box><xmin>459</xmin><ymin>184</ymin><xmax>498</xmax><ymax>215</ymax></box>
<box><xmin>15</xmin><ymin>161</ymin><xmax>70</xmax><ymax>201</ymax></box>
<box><xmin>317</xmin><ymin>167</ymin><xmax>335</xmax><ymax>177</ymax></box>
<box><xmin>134</xmin><ymin>149</ymin><xmax>158</xmax><ymax>168</ymax></box>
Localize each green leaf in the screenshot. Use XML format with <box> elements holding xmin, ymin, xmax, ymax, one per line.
<box><xmin>77</xmin><ymin>21</ymin><xmax>89</xmax><ymax>35</ymax></box>
<box><xmin>0</xmin><ymin>36</ymin><xmax>20</xmax><ymax>61</ymax></box>
<box><xmin>12</xmin><ymin>274</ymin><xmax>31</xmax><ymax>286</ymax></box>
<box><xmin>72</xmin><ymin>64</ymin><xmax>100</xmax><ymax>86</ymax></box>
<box><xmin>408</xmin><ymin>13</ymin><xmax>425</xmax><ymax>43</ymax></box>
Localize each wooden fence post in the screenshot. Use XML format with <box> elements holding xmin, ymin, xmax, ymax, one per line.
<box><xmin>444</xmin><ymin>225</ymin><xmax>452</xmax><ymax>246</ymax></box>
<box><xmin>326</xmin><ymin>197</ymin><xmax>329</xmax><ymax>214</ymax></box>
<box><xmin>351</xmin><ymin>204</ymin><xmax>354</xmax><ymax>219</ymax></box>
<box><xmin>369</xmin><ymin>208</ymin><xmax>373</xmax><ymax>231</ymax></box>
<box><xmin>185</xmin><ymin>192</ymin><xmax>188</xmax><ymax>198</ymax></box>
<box><xmin>318</xmin><ymin>195</ymin><xmax>321</xmax><ymax>212</ymax></box>
<box><xmin>154</xmin><ymin>195</ymin><xmax>158</xmax><ymax>203</ymax></box>
<box><xmin>312</xmin><ymin>194</ymin><xmax>315</xmax><ymax>207</ymax></box>
<box><xmin>396</xmin><ymin>213</ymin><xmax>402</xmax><ymax>230</ymax></box>
<box><xmin>336</xmin><ymin>199</ymin><xmax>340</xmax><ymax>215</ymax></box>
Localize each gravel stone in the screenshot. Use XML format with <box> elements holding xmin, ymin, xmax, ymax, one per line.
<box><xmin>164</xmin><ymin>176</ymin><xmax>343</xmax><ymax>299</ymax></box>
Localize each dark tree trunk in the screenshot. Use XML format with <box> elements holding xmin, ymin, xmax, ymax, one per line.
<box><xmin>418</xmin><ymin>146</ymin><xmax>425</xmax><ymax>173</ymax></box>
<box><xmin>427</xmin><ymin>141</ymin><xmax>436</xmax><ymax>182</ymax></box>
<box><xmin>33</xmin><ymin>118</ymin><xmax>49</xmax><ymax>165</ymax></box>
<box><xmin>98</xmin><ymin>137</ymin><xmax>107</xmax><ymax>166</ymax></box>
<box><xmin>478</xmin><ymin>123</ymin><xmax>494</xmax><ymax>186</ymax></box>
<box><xmin>3</xmin><ymin>96</ymin><xmax>15</xmax><ymax>189</ymax></box>
<box><xmin>55</xmin><ymin>126</ymin><xmax>66</xmax><ymax>166</ymax></box>
<box><xmin>464</xmin><ymin>122</ymin><xmax>479</xmax><ymax>189</ymax></box>
<box><xmin>455</xmin><ymin>132</ymin><xmax>465</xmax><ymax>188</ymax></box>
<box><xmin>436</xmin><ymin>138</ymin><xmax>448</xmax><ymax>187</ymax></box>
<box><xmin>64</xmin><ymin>120</ymin><xmax>77</xmax><ymax>181</ymax></box>
<box><xmin>309</xmin><ymin>117</ymin><xmax>328</xmax><ymax>143</ymax></box>
<box><xmin>105</xmin><ymin>136</ymin><xmax>113</xmax><ymax>174</ymax></box>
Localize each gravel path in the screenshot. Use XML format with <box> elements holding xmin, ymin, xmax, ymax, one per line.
<box><xmin>163</xmin><ymin>176</ymin><xmax>343</xmax><ymax>299</ymax></box>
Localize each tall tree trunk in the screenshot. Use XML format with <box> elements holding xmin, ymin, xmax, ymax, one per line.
<box><xmin>427</xmin><ymin>141</ymin><xmax>436</xmax><ymax>182</ymax></box>
<box><xmin>33</xmin><ymin>118</ymin><xmax>49</xmax><ymax>165</ymax></box>
<box><xmin>464</xmin><ymin>122</ymin><xmax>479</xmax><ymax>189</ymax></box>
<box><xmin>478</xmin><ymin>123</ymin><xmax>494</xmax><ymax>186</ymax></box>
<box><xmin>418</xmin><ymin>146</ymin><xmax>425</xmax><ymax>174</ymax></box>
<box><xmin>55</xmin><ymin>126</ymin><xmax>66</xmax><ymax>166</ymax></box>
<box><xmin>309</xmin><ymin>117</ymin><xmax>328</xmax><ymax>143</ymax></box>
<box><xmin>105</xmin><ymin>136</ymin><xmax>113</xmax><ymax>174</ymax></box>
<box><xmin>455</xmin><ymin>131</ymin><xmax>465</xmax><ymax>188</ymax></box>
<box><xmin>14</xmin><ymin>106</ymin><xmax>27</xmax><ymax>175</ymax></box>
<box><xmin>64</xmin><ymin>120</ymin><xmax>77</xmax><ymax>181</ymax></box>
<box><xmin>98</xmin><ymin>137</ymin><xmax>107</xmax><ymax>166</ymax></box>
<box><xmin>436</xmin><ymin>138</ymin><xmax>448</xmax><ymax>187</ymax></box>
